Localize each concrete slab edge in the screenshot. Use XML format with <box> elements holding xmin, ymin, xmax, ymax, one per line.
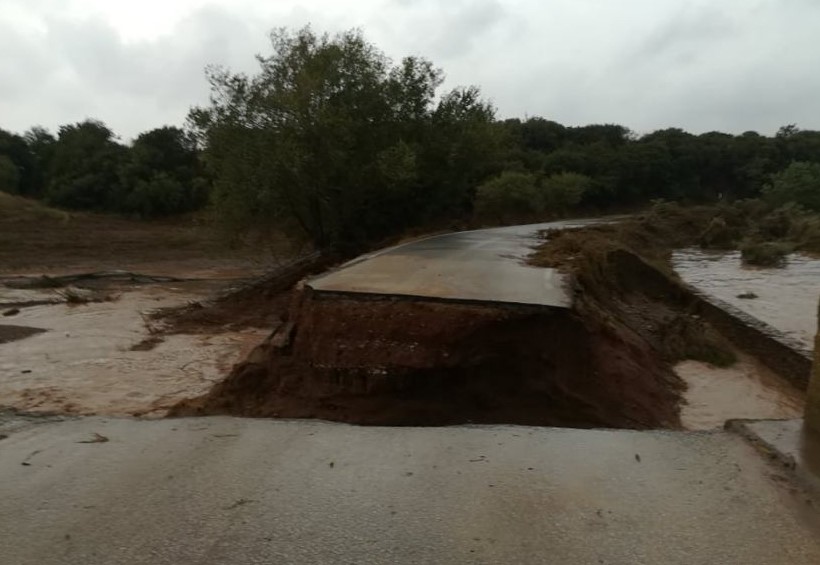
<box><xmin>726</xmin><ymin>418</ymin><xmax>820</xmax><ymax>494</ymax></box>
<box><xmin>305</xmin><ymin>288</ymin><xmax>573</xmax><ymax>310</ymax></box>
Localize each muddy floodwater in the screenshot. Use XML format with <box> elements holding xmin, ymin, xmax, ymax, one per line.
<box><xmin>673</xmin><ymin>249</ymin><xmax>820</xmax><ymax>349</ymax></box>
<box><xmin>0</xmin><ymin>277</ymin><xmax>267</xmax><ymax>417</ymax></box>
<box><xmin>672</xmin><ymin>249</ymin><xmax>816</xmax><ymax>430</ymax></box>
<box><xmin>676</xmin><ymin>355</ymin><xmax>804</xmax><ymax>430</ymax></box>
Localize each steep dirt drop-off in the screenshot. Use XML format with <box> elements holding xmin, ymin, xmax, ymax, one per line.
<box><xmin>171</xmin><ymin>286</ymin><xmax>683</xmax><ymax>429</ymax></box>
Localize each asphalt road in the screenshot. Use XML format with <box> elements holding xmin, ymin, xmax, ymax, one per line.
<box><xmin>2</xmin><ymin>416</ymin><xmax>820</xmax><ymax>565</ymax></box>
<box><xmin>308</xmin><ymin>220</ymin><xmax>600</xmax><ymax>307</ymax></box>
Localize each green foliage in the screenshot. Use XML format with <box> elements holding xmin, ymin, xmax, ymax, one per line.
<box><xmin>0</xmin><ymin>121</ymin><xmax>210</xmax><ymax>218</ymax></box>
<box><xmin>763</xmin><ymin>161</ymin><xmax>820</xmax><ymax>211</ymax></box>
<box><xmin>474</xmin><ymin>171</ymin><xmax>541</xmax><ymax>224</ymax></box>
<box><xmin>124</xmin><ymin>173</ymin><xmax>186</xmax><ymax>218</ymax></box>
<box><xmin>117</xmin><ymin>126</ymin><xmax>208</xmax><ymax>217</ymax></box>
<box><xmin>740</xmin><ymin>241</ymin><xmax>792</xmax><ymax>267</ymax></box>
<box><xmin>474</xmin><ymin>170</ymin><xmax>590</xmax><ymax>223</ymax></box>
<box><xmin>23</xmin><ymin>126</ymin><xmax>55</xmax><ymax>197</ymax></box>
<box><xmin>540</xmin><ymin>172</ymin><xmax>590</xmax><ymax>215</ymax></box>
<box><xmin>4</xmin><ymin>26</ymin><xmax>820</xmax><ymax>232</ymax></box>
<box><xmin>785</xmin><ymin>212</ymin><xmax>820</xmax><ymax>253</ymax></box>
<box><xmin>191</xmin><ymin>26</ymin><xmax>502</xmax><ymax>250</ymax></box>
<box><xmin>46</xmin><ymin>120</ymin><xmax>126</xmax><ymax>210</ymax></box>
<box><xmin>0</xmin><ymin>155</ymin><xmax>20</xmax><ymax>194</ymax></box>
<box><xmin>0</xmin><ymin>129</ymin><xmax>38</xmax><ymax>196</ymax></box>
<box><xmin>698</xmin><ymin>217</ymin><xmax>738</xmax><ymax>249</ymax></box>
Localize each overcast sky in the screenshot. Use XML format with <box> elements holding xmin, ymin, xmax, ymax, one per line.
<box><xmin>2</xmin><ymin>0</ymin><xmax>818</xmax><ymax>140</ymax></box>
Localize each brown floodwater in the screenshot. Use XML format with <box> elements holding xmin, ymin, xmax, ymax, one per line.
<box><xmin>675</xmin><ymin>355</ymin><xmax>804</xmax><ymax>430</ymax></box>
<box><xmin>672</xmin><ymin>249</ymin><xmax>817</xmax><ymax>430</ymax></box>
<box><xmin>672</xmin><ymin>249</ymin><xmax>820</xmax><ymax>350</ymax></box>
<box><xmin>0</xmin><ymin>279</ymin><xmax>267</xmax><ymax>417</ymax></box>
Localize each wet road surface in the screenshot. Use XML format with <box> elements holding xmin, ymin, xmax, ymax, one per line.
<box><xmin>1</xmin><ymin>416</ymin><xmax>819</xmax><ymax>565</ymax></box>
<box><xmin>309</xmin><ymin>220</ymin><xmax>599</xmax><ymax>307</ymax></box>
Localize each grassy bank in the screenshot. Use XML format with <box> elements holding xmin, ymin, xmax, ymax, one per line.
<box><xmin>0</xmin><ymin>193</ymin><xmax>276</xmax><ymax>272</ymax></box>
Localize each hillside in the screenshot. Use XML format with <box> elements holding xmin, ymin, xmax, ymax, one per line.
<box><xmin>0</xmin><ymin>193</ymin><xmax>265</xmax><ymax>273</ymax></box>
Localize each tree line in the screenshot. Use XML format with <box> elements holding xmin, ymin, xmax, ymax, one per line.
<box><xmin>2</xmin><ymin>26</ymin><xmax>820</xmax><ymax>245</ymax></box>
<box><xmin>0</xmin><ymin>121</ymin><xmax>208</xmax><ymax>218</ymax></box>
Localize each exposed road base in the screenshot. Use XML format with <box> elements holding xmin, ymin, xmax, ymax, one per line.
<box><xmin>172</xmin><ymin>286</ymin><xmax>682</xmax><ymax>428</ymax></box>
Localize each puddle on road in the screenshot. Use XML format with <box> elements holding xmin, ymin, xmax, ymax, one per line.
<box><xmin>0</xmin><ymin>280</ymin><xmax>267</xmax><ymax>417</ymax></box>
<box><xmin>673</xmin><ymin>249</ymin><xmax>820</xmax><ymax>350</ymax></box>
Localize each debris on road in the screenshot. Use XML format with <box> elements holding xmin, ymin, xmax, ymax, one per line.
<box><xmin>77</xmin><ymin>433</ymin><xmax>109</xmax><ymax>444</ymax></box>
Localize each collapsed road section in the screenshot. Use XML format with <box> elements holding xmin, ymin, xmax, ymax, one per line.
<box><xmin>172</xmin><ymin>218</ymin><xmax>814</xmax><ymax>430</ymax></box>
<box><xmin>172</xmin><ymin>285</ymin><xmax>682</xmax><ymax>427</ymax></box>
<box><xmin>172</xmin><ymin>222</ymin><xmax>683</xmax><ymax>428</ymax></box>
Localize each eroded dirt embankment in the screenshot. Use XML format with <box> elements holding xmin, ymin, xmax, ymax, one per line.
<box><xmin>172</xmin><ymin>207</ymin><xmax>809</xmax><ymax>429</ymax></box>
<box><xmin>172</xmin><ymin>285</ymin><xmax>683</xmax><ymax>428</ymax></box>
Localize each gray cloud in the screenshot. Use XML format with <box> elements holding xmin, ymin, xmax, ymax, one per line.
<box><xmin>1</xmin><ymin>0</ymin><xmax>819</xmax><ymax>139</ymax></box>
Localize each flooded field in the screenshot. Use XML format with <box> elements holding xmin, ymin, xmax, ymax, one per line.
<box><xmin>673</xmin><ymin>249</ymin><xmax>820</xmax><ymax>350</ymax></box>
<box><xmin>0</xmin><ymin>274</ymin><xmax>267</xmax><ymax>417</ymax></box>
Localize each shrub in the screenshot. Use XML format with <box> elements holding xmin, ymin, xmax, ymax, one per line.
<box><xmin>740</xmin><ymin>241</ymin><xmax>791</xmax><ymax>267</ymax></box>
<box><xmin>763</xmin><ymin>161</ymin><xmax>820</xmax><ymax>212</ymax></box>
<box><xmin>698</xmin><ymin>217</ymin><xmax>738</xmax><ymax>249</ymax></box>
<box><xmin>474</xmin><ymin>171</ymin><xmax>542</xmax><ymax>224</ymax></box>
<box><xmin>539</xmin><ymin>172</ymin><xmax>590</xmax><ymax>216</ymax></box>
<box><xmin>788</xmin><ymin>213</ymin><xmax>820</xmax><ymax>253</ymax></box>
<box><xmin>0</xmin><ymin>155</ymin><xmax>20</xmax><ymax>194</ymax></box>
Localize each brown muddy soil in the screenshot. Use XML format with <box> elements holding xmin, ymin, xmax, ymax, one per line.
<box><xmin>171</xmin><ymin>287</ymin><xmax>683</xmax><ymax>429</ymax></box>
<box><xmin>0</xmin><ymin>193</ymin><xmax>270</xmax><ymax>274</ymax></box>
<box><xmin>152</xmin><ymin>255</ymin><xmax>328</xmax><ymax>334</ymax></box>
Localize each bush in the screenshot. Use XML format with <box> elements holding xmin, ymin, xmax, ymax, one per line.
<box><xmin>123</xmin><ymin>174</ymin><xmax>185</xmax><ymax>218</ymax></box>
<box><xmin>474</xmin><ymin>171</ymin><xmax>542</xmax><ymax>224</ymax></box>
<box><xmin>763</xmin><ymin>161</ymin><xmax>820</xmax><ymax>211</ymax></box>
<box><xmin>698</xmin><ymin>217</ymin><xmax>738</xmax><ymax>249</ymax></box>
<box><xmin>0</xmin><ymin>155</ymin><xmax>20</xmax><ymax>194</ymax></box>
<box><xmin>755</xmin><ymin>204</ymin><xmax>802</xmax><ymax>239</ymax></box>
<box><xmin>788</xmin><ymin>213</ymin><xmax>820</xmax><ymax>253</ymax></box>
<box><xmin>741</xmin><ymin>203</ymin><xmax>820</xmax><ymax>254</ymax></box>
<box><xmin>740</xmin><ymin>241</ymin><xmax>791</xmax><ymax>267</ymax></box>
<box><xmin>539</xmin><ymin>172</ymin><xmax>590</xmax><ymax>216</ymax></box>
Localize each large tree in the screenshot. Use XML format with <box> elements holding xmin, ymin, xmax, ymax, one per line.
<box><xmin>117</xmin><ymin>126</ymin><xmax>208</xmax><ymax>217</ymax></box>
<box><xmin>46</xmin><ymin>120</ymin><xmax>126</xmax><ymax>210</ymax></box>
<box><xmin>191</xmin><ymin>26</ymin><xmax>502</xmax><ymax>250</ymax></box>
<box><xmin>0</xmin><ymin>128</ymin><xmax>38</xmax><ymax>196</ymax></box>
<box><xmin>23</xmin><ymin>126</ymin><xmax>56</xmax><ymax>197</ymax></box>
